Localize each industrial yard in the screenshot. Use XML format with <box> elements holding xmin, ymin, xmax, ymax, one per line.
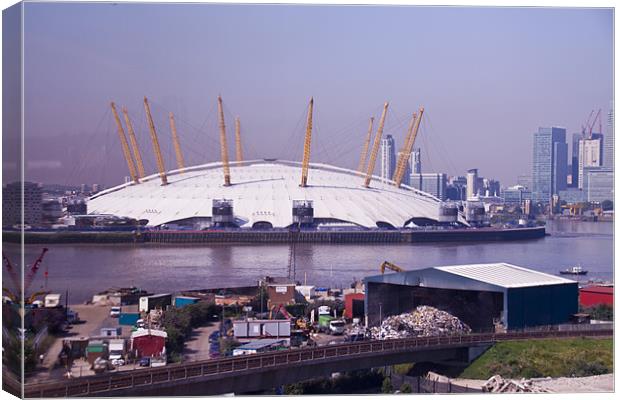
<box><xmin>10</xmin><ymin>260</ymin><xmax>613</xmax><ymax>396</ymax></box>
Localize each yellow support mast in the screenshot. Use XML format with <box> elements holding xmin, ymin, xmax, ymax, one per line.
<box><xmin>363</xmin><ymin>102</ymin><xmax>389</xmax><ymax>188</ymax></box>
<box><xmin>235</xmin><ymin>116</ymin><xmax>243</xmax><ymax>162</ymax></box>
<box><xmin>217</xmin><ymin>95</ymin><xmax>232</xmax><ymax>186</ymax></box>
<box><xmin>110</xmin><ymin>102</ymin><xmax>139</xmax><ymax>184</ymax></box>
<box><xmin>394</xmin><ymin>107</ymin><xmax>424</xmax><ymax>188</ymax></box>
<box><xmin>168</xmin><ymin>112</ymin><xmax>186</xmax><ymax>171</ymax></box>
<box><xmin>392</xmin><ymin>112</ymin><xmax>417</xmax><ymax>183</ymax></box>
<box><xmin>357</xmin><ymin>117</ymin><xmax>374</xmax><ymax>173</ymax></box>
<box><xmin>300</xmin><ymin>97</ymin><xmax>314</xmax><ymax>187</ymax></box>
<box><xmin>121</xmin><ymin>107</ymin><xmax>146</xmax><ymax>179</ymax></box>
<box><xmin>143</xmin><ymin>97</ymin><xmax>168</xmax><ymax>185</ymax></box>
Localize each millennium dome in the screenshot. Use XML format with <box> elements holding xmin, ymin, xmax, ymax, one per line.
<box><xmin>87</xmin><ymin>159</ymin><xmax>464</xmax><ymax>229</ymax></box>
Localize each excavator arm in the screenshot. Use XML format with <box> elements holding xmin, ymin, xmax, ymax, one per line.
<box><xmin>380</xmin><ymin>261</ymin><xmax>405</xmax><ymax>274</ymax></box>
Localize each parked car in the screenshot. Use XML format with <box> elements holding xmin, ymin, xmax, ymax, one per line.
<box><xmin>110</xmin><ymin>306</ymin><xmax>121</xmax><ymax>318</ymax></box>
<box><xmin>111</xmin><ymin>358</ymin><xmax>125</xmax><ymax>367</ymax></box>
<box><xmin>139</xmin><ymin>357</ymin><xmax>150</xmax><ymax>367</ymax></box>
<box><xmin>208</xmin><ymin>331</ymin><xmax>220</xmax><ymax>343</ymax></box>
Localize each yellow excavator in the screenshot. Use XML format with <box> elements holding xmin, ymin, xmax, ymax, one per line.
<box><xmin>379</xmin><ymin>261</ymin><xmax>405</xmax><ymax>274</ymax></box>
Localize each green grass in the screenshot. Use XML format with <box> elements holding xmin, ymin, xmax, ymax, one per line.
<box><xmin>459</xmin><ymin>338</ymin><xmax>613</xmax><ymax>379</ymax></box>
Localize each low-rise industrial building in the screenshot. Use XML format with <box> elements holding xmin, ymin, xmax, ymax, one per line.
<box><xmin>364</xmin><ymin>263</ymin><xmax>578</xmax><ymax>331</ymax></box>
<box><xmin>579</xmin><ymin>285</ymin><xmax>613</xmax><ymax>307</ymax></box>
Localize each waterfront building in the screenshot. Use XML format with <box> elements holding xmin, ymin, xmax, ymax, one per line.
<box><xmin>532</xmin><ymin>127</ymin><xmax>568</xmax><ymax>203</ymax></box>
<box><xmin>558</xmin><ymin>188</ymin><xmax>587</xmax><ymax>204</ymax></box>
<box><xmin>482</xmin><ymin>179</ymin><xmax>501</xmax><ymax>197</ymax></box>
<box><xmin>586</xmin><ymin>168</ymin><xmax>613</xmax><ymax>203</ymax></box>
<box><xmin>501</xmin><ymin>185</ymin><xmax>531</xmax><ymax>204</ymax></box>
<box><xmin>2</xmin><ymin>181</ymin><xmax>43</xmax><ymax>227</ymax></box>
<box><xmin>577</xmin><ymin>133</ymin><xmax>603</xmax><ymax>189</ymax></box>
<box><xmin>466</xmin><ymin>169</ymin><xmax>478</xmax><ymax>200</ymax></box>
<box><xmin>380</xmin><ymin>134</ymin><xmax>396</xmax><ymax>183</ymax></box>
<box><xmin>410</xmin><ymin>173</ymin><xmax>447</xmax><ymax>200</ymax></box>
<box><xmin>41</xmin><ymin>198</ymin><xmax>63</xmax><ymax>225</ymax></box>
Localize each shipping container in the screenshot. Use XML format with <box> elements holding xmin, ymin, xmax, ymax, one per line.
<box><xmin>580</xmin><ymin>285</ymin><xmax>613</xmax><ymax>307</ymax></box>
<box><xmin>174</xmin><ymin>296</ymin><xmax>200</xmax><ymax>308</ymax></box>
<box><xmin>100</xmin><ymin>327</ymin><xmax>122</xmax><ymax>337</ymax></box>
<box><xmin>119</xmin><ymin>312</ymin><xmax>140</xmax><ymax>326</ymax></box>
<box><xmin>233</xmin><ymin>319</ymin><xmax>290</xmax><ymax>339</ymax></box>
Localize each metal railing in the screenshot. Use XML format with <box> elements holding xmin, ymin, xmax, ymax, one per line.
<box><xmin>21</xmin><ymin>327</ymin><xmax>612</xmax><ymax>398</ymax></box>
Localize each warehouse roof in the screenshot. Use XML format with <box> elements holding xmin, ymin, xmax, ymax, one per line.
<box><xmin>235</xmin><ymin>339</ymin><xmax>287</xmax><ymax>350</ymax></box>
<box><xmin>434</xmin><ymin>263</ymin><xmax>575</xmax><ymax>289</ymax></box>
<box><xmin>364</xmin><ymin>262</ymin><xmax>576</xmax><ymax>292</ymax></box>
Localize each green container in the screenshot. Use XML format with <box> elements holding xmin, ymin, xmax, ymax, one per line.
<box><xmin>318</xmin><ymin>315</ymin><xmax>333</xmax><ymax>327</ymax></box>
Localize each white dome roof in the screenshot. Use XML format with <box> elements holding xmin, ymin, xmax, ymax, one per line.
<box><xmin>88</xmin><ymin>160</ymin><xmax>461</xmax><ymax>228</ymax></box>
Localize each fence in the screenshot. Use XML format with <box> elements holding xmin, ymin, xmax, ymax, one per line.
<box><xmin>22</xmin><ymin>327</ymin><xmax>612</xmax><ymax>398</ymax></box>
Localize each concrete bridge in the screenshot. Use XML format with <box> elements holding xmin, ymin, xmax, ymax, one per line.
<box><xmin>17</xmin><ymin>328</ymin><xmax>612</xmax><ymax>398</ymax></box>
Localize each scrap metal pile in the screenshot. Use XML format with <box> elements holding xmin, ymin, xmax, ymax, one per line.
<box><xmin>483</xmin><ymin>375</ymin><xmax>552</xmax><ymax>393</ymax></box>
<box><xmin>369</xmin><ymin>306</ymin><xmax>471</xmax><ymax>340</ymax></box>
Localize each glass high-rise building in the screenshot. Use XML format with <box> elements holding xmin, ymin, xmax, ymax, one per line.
<box><xmin>603</xmin><ymin>102</ymin><xmax>614</xmax><ymax>169</ymax></box>
<box><xmin>532</xmin><ymin>127</ymin><xmax>568</xmax><ymax>203</ymax></box>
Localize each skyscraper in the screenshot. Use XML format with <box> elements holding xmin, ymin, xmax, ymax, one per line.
<box><xmin>466</xmin><ymin>168</ymin><xmax>478</xmax><ymax>200</ymax></box>
<box><xmin>532</xmin><ymin>127</ymin><xmax>568</xmax><ymax>203</ymax></box>
<box><xmin>603</xmin><ymin>102</ymin><xmax>614</xmax><ymax>169</ymax></box>
<box><xmin>380</xmin><ymin>134</ymin><xmax>396</xmax><ymax>183</ymax></box>
<box><xmin>577</xmin><ymin>134</ymin><xmax>603</xmax><ymax>189</ymax></box>
<box><xmin>570</xmin><ymin>132</ymin><xmax>582</xmax><ymax>188</ymax></box>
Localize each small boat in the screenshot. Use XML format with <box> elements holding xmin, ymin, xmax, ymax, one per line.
<box><xmin>560</xmin><ymin>266</ymin><xmax>588</xmax><ymax>275</ymax></box>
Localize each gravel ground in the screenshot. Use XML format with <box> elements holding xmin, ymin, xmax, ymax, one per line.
<box><xmin>451</xmin><ymin>374</ymin><xmax>614</xmax><ymax>393</ymax></box>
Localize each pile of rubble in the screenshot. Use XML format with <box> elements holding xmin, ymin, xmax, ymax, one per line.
<box><xmin>368</xmin><ymin>306</ymin><xmax>471</xmax><ymax>340</ymax></box>
<box><xmin>483</xmin><ymin>375</ymin><xmax>552</xmax><ymax>393</ymax></box>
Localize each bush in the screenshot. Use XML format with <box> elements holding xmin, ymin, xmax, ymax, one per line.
<box><xmin>400</xmin><ymin>383</ymin><xmax>412</xmax><ymax>393</ymax></box>
<box><xmin>381</xmin><ymin>377</ymin><xmax>392</xmax><ymax>394</ymax></box>
<box><xmin>569</xmin><ymin>359</ymin><xmax>610</xmax><ymax>377</ymax></box>
<box><xmin>580</xmin><ymin>304</ymin><xmax>613</xmax><ymax>321</ymax></box>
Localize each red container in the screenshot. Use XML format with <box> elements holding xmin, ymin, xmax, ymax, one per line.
<box><xmin>579</xmin><ymin>285</ymin><xmax>613</xmax><ymax>307</ymax></box>
<box><xmin>344</xmin><ymin>293</ymin><xmax>365</xmax><ymax>320</ymax></box>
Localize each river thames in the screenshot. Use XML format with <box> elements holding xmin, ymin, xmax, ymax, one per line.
<box><xmin>7</xmin><ymin>220</ymin><xmax>614</xmax><ymax>304</ymax></box>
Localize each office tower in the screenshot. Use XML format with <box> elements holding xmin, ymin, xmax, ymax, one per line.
<box><xmin>603</xmin><ymin>102</ymin><xmax>614</xmax><ymax>169</ymax></box>
<box><xmin>578</xmin><ymin>133</ymin><xmax>603</xmax><ymax>189</ymax></box>
<box><xmin>409</xmin><ymin>173</ymin><xmax>447</xmax><ymax>200</ymax></box>
<box><xmin>2</xmin><ymin>181</ymin><xmax>43</xmax><ymax>227</ymax></box>
<box><xmin>501</xmin><ymin>185</ymin><xmax>532</xmax><ymax>204</ymax></box>
<box><xmin>570</xmin><ymin>133</ymin><xmax>582</xmax><ymax>187</ymax></box>
<box><xmin>380</xmin><ymin>134</ymin><xmax>396</xmax><ymax>183</ymax></box>
<box><xmin>466</xmin><ymin>169</ymin><xmax>478</xmax><ymax>200</ymax></box>
<box><xmin>586</xmin><ymin>168</ymin><xmax>614</xmax><ymax>203</ymax></box>
<box><xmin>532</xmin><ymin>127</ymin><xmax>568</xmax><ymax>203</ymax></box>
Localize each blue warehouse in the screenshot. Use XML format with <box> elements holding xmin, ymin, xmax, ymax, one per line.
<box><xmin>364</xmin><ymin>263</ymin><xmax>578</xmax><ymax>331</ymax></box>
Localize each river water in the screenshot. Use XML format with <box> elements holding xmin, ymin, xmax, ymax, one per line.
<box><xmin>5</xmin><ymin>220</ymin><xmax>614</xmax><ymax>304</ymax></box>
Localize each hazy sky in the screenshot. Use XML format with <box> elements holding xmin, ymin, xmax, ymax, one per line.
<box><xmin>17</xmin><ymin>3</ymin><xmax>613</xmax><ymax>187</ymax></box>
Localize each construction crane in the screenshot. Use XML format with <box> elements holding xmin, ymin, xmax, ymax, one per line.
<box><xmin>357</xmin><ymin>117</ymin><xmax>374</xmax><ymax>173</ymax></box>
<box><xmin>393</xmin><ymin>107</ymin><xmax>424</xmax><ymax>187</ymax></box>
<box><xmin>363</xmin><ymin>102</ymin><xmax>389</xmax><ymax>188</ymax></box>
<box><xmin>3</xmin><ymin>248</ymin><xmax>49</xmax><ymax>304</ymax></box>
<box><xmin>588</xmin><ymin>109</ymin><xmax>602</xmax><ymax>139</ymax></box>
<box><xmin>392</xmin><ymin>113</ymin><xmax>417</xmax><ymax>184</ymax></box>
<box><xmin>379</xmin><ymin>260</ymin><xmax>405</xmax><ymax>274</ymax></box>
<box><xmin>168</xmin><ymin>112</ymin><xmax>186</xmax><ymax>171</ymax></box>
<box><xmin>217</xmin><ymin>95</ymin><xmax>232</xmax><ymax>186</ymax></box>
<box><xmin>110</xmin><ymin>102</ymin><xmax>139</xmax><ymax>184</ymax></box>
<box><xmin>121</xmin><ymin>107</ymin><xmax>146</xmax><ymax>179</ymax></box>
<box><xmin>235</xmin><ymin>117</ymin><xmax>243</xmax><ymax>162</ymax></box>
<box><xmin>143</xmin><ymin>97</ymin><xmax>168</xmax><ymax>185</ymax></box>
<box><xmin>300</xmin><ymin>98</ymin><xmax>314</xmax><ymax>187</ymax></box>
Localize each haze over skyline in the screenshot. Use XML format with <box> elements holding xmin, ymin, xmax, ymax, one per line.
<box><xmin>13</xmin><ymin>3</ymin><xmax>613</xmax><ymax>187</ymax></box>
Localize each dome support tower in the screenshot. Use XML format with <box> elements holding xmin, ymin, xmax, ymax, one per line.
<box><xmin>300</xmin><ymin>97</ymin><xmax>314</xmax><ymax>187</ymax></box>
<box><xmin>217</xmin><ymin>95</ymin><xmax>232</xmax><ymax>186</ymax></box>
<box><xmin>110</xmin><ymin>102</ymin><xmax>139</xmax><ymax>184</ymax></box>
<box><xmin>143</xmin><ymin>97</ymin><xmax>168</xmax><ymax>185</ymax></box>
<box><xmin>168</xmin><ymin>112</ymin><xmax>186</xmax><ymax>172</ymax></box>
<box><xmin>122</xmin><ymin>107</ymin><xmax>146</xmax><ymax>179</ymax></box>
<box><xmin>235</xmin><ymin>117</ymin><xmax>243</xmax><ymax>162</ymax></box>
<box><xmin>363</xmin><ymin>102</ymin><xmax>389</xmax><ymax>188</ymax></box>
<box><xmin>357</xmin><ymin>117</ymin><xmax>374</xmax><ymax>173</ymax></box>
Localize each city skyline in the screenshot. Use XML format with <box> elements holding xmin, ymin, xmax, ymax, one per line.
<box><xmin>4</xmin><ymin>4</ymin><xmax>613</xmax><ymax>188</ymax></box>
